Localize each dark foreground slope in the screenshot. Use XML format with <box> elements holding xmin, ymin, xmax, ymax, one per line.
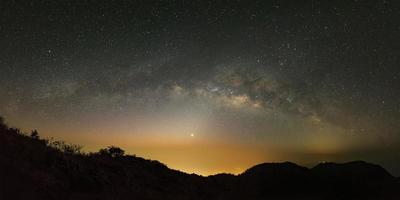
<box><xmin>0</xmin><ymin>118</ymin><xmax>399</xmax><ymax>200</ymax></box>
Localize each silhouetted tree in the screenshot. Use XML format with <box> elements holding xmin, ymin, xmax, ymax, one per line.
<box><xmin>30</xmin><ymin>129</ymin><xmax>39</xmax><ymax>139</ymax></box>
<box><xmin>98</xmin><ymin>146</ymin><xmax>125</xmax><ymax>158</ymax></box>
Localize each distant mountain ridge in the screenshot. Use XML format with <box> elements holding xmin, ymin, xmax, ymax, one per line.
<box><xmin>0</xmin><ymin>117</ymin><xmax>399</xmax><ymax>200</ymax></box>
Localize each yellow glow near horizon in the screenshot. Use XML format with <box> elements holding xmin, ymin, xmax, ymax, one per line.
<box><xmin>3</xmin><ymin>112</ymin><xmax>382</xmax><ymax>176</ymax></box>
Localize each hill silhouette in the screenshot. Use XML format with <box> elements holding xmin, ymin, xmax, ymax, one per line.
<box><xmin>0</xmin><ymin>116</ymin><xmax>399</xmax><ymax>200</ymax></box>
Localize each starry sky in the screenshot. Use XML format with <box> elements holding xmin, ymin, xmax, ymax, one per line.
<box><xmin>1</xmin><ymin>0</ymin><xmax>400</xmax><ymax>175</ymax></box>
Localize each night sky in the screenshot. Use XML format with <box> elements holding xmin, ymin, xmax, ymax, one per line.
<box><xmin>1</xmin><ymin>0</ymin><xmax>400</xmax><ymax>175</ymax></box>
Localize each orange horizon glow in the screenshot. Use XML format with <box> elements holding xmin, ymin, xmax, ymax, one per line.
<box><xmin>19</xmin><ymin>128</ymin><xmax>352</xmax><ymax>176</ymax></box>
<box><xmin>3</xmin><ymin>113</ymin><xmax>386</xmax><ymax>176</ymax></box>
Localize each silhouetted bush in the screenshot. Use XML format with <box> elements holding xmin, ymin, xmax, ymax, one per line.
<box><xmin>49</xmin><ymin>140</ymin><xmax>83</xmax><ymax>154</ymax></box>
<box><xmin>30</xmin><ymin>129</ymin><xmax>39</xmax><ymax>139</ymax></box>
<box><xmin>9</xmin><ymin>127</ymin><xmax>22</xmax><ymax>135</ymax></box>
<box><xmin>98</xmin><ymin>146</ymin><xmax>125</xmax><ymax>158</ymax></box>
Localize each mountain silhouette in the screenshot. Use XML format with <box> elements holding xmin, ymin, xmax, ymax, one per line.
<box><xmin>0</xmin><ymin>116</ymin><xmax>399</xmax><ymax>200</ymax></box>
